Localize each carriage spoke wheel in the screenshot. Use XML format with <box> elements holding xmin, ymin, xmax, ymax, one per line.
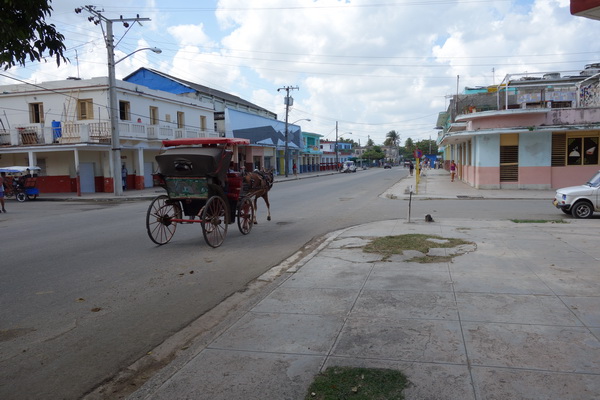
<box><xmin>201</xmin><ymin>196</ymin><xmax>228</xmax><ymax>248</ymax></box>
<box><xmin>237</xmin><ymin>196</ymin><xmax>254</xmax><ymax>235</ymax></box>
<box><xmin>16</xmin><ymin>192</ymin><xmax>26</xmax><ymax>202</ymax></box>
<box><xmin>146</xmin><ymin>195</ymin><xmax>182</xmax><ymax>245</ymax></box>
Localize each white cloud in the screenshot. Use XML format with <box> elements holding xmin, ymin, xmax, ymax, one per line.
<box><xmin>3</xmin><ymin>0</ymin><xmax>600</xmax><ymax>144</ymax></box>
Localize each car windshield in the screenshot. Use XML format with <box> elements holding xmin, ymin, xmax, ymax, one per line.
<box><xmin>586</xmin><ymin>171</ymin><xmax>600</xmax><ymax>187</ymax></box>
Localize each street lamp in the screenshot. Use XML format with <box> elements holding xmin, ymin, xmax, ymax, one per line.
<box><xmin>335</xmin><ymin>128</ymin><xmax>352</xmax><ymax>170</ymax></box>
<box><xmin>108</xmin><ymin>46</ymin><xmax>160</xmax><ymax>195</ymax></box>
<box><xmin>284</xmin><ymin>118</ymin><xmax>311</xmax><ymax>178</ymax></box>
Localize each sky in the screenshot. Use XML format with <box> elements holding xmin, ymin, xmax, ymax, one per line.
<box><xmin>2</xmin><ymin>0</ymin><xmax>600</xmax><ymax>146</ymax></box>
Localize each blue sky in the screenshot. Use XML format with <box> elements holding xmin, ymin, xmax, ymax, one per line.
<box><xmin>2</xmin><ymin>0</ymin><xmax>600</xmax><ymax>145</ymax></box>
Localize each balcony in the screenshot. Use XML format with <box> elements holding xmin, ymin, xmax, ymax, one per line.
<box><xmin>0</xmin><ymin>121</ymin><xmax>218</xmax><ymax>147</ymax></box>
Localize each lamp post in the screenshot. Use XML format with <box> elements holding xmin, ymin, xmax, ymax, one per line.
<box><xmin>335</xmin><ymin>121</ymin><xmax>351</xmax><ymax>171</ymax></box>
<box><xmin>108</xmin><ymin>45</ymin><xmax>160</xmax><ymax>195</ymax></box>
<box><xmin>286</xmin><ymin>118</ymin><xmax>310</xmax><ymax>177</ymax></box>
<box><xmin>77</xmin><ymin>6</ymin><xmax>156</xmax><ymax>195</ymax></box>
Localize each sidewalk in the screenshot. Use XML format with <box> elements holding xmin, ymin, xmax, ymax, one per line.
<box><xmin>119</xmin><ymin>169</ymin><xmax>600</xmax><ymax>400</ymax></box>
<box><xmin>38</xmin><ymin>170</ymin><xmax>337</xmax><ymax>202</ymax></box>
<box><xmin>384</xmin><ymin>167</ymin><xmax>556</xmax><ymax>200</ymax></box>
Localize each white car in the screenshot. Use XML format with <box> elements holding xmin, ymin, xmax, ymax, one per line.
<box><xmin>553</xmin><ymin>170</ymin><xmax>600</xmax><ymax>218</ymax></box>
<box><xmin>341</xmin><ymin>161</ymin><xmax>357</xmax><ymax>173</ymax></box>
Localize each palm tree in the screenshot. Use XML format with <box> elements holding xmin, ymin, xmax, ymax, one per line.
<box><xmin>385</xmin><ymin>130</ymin><xmax>400</xmax><ymax>163</ymax></box>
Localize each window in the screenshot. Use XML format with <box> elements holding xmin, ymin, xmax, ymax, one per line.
<box><xmin>149</xmin><ymin>106</ymin><xmax>159</xmax><ymax>125</ymax></box>
<box><xmin>119</xmin><ymin>101</ymin><xmax>130</xmax><ymax>120</ymax></box>
<box><xmin>177</xmin><ymin>112</ymin><xmax>185</xmax><ymax>129</ymax></box>
<box><xmin>78</xmin><ymin>99</ymin><xmax>94</xmax><ymax>120</ymax></box>
<box><xmin>554</xmin><ymin>133</ymin><xmax>599</xmax><ymax>166</ymax></box>
<box><xmin>500</xmin><ymin>134</ymin><xmax>518</xmax><ymax>182</ymax></box>
<box><xmin>29</xmin><ymin>103</ymin><xmax>44</xmax><ymax>123</ymax></box>
<box><xmin>200</xmin><ymin>115</ymin><xmax>207</xmax><ymax>131</ymax></box>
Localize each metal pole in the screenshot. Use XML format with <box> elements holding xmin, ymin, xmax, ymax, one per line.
<box><xmin>284</xmin><ymin>97</ymin><xmax>290</xmax><ymax>177</ymax></box>
<box><xmin>106</xmin><ymin>19</ymin><xmax>122</xmax><ymax>196</ymax></box>
<box><xmin>335</xmin><ymin>121</ymin><xmax>338</xmax><ymax>170</ymax></box>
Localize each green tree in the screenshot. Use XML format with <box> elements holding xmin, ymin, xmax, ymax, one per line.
<box><xmin>366</xmin><ymin>137</ymin><xmax>375</xmax><ymax>147</ymax></box>
<box><xmin>415</xmin><ymin>139</ymin><xmax>439</xmax><ymax>155</ymax></box>
<box><xmin>385</xmin><ymin>130</ymin><xmax>400</xmax><ymax>147</ymax></box>
<box><xmin>0</xmin><ymin>0</ymin><xmax>67</xmax><ymax>70</ymax></box>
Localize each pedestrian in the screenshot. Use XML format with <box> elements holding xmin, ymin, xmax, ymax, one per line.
<box><xmin>0</xmin><ymin>172</ymin><xmax>6</xmax><ymax>213</ymax></box>
<box><xmin>450</xmin><ymin>160</ymin><xmax>456</xmax><ymax>182</ymax></box>
<box><xmin>122</xmin><ymin>164</ymin><xmax>128</xmax><ymax>191</ymax></box>
<box><xmin>292</xmin><ymin>162</ymin><xmax>297</xmax><ymax>178</ymax></box>
<box><xmin>409</xmin><ymin>161</ymin><xmax>414</xmax><ymax>176</ymax></box>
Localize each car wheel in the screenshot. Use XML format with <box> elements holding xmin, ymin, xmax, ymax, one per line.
<box><xmin>571</xmin><ymin>201</ymin><xmax>594</xmax><ymax>219</ymax></box>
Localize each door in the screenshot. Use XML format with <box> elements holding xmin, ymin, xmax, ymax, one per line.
<box><xmin>144</xmin><ymin>162</ymin><xmax>154</xmax><ymax>188</ymax></box>
<box><xmin>79</xmin><ymin>162</ymin><xmax>95</xmax><ymax>193</ymax></box>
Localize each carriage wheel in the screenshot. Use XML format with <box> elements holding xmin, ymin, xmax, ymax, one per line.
<box><xmin>16</xmin><ymin>192</ymin><xmax>26</xmax><ymax>202</ymax></box>
<box><xmin>201</xmin><ymin>196</ymin><xmax>228</xmax><ymax>248</ymax></box>
<box><xmin>146</xmin><ymin>195</ymin><xmax>182</xmax><ymax>245</ymax></box>
<box><xmin>237</xmin><ymin>196</ymin><xmax>254</xmax><ymax>235</ymax></box>
<box><xmin>27</xmin><ymin>194</ymin><xmax>38</xmax><ymax>201</ymax></box>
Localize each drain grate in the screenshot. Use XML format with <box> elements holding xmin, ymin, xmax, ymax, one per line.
<box><xmin>456</xmin><ymin>195</ymin><xmax>484</xmax><ymax>199</ymax></box>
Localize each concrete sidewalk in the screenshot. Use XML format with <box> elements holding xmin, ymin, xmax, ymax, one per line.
<box><xmin>119</xmin><ymin>169</ymin><xmax>600</xmax><ymax>400</ymax></box>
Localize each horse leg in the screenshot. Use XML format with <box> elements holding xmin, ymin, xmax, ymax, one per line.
<box><xmin>262</xmin><ymin>193</ymin><xmax>271</xmax><ymax>221</ymax></box>
<box><xmin>252</xmin><ymin>196</ymin><xmax>258</xmax><ymax>224</ymax></box>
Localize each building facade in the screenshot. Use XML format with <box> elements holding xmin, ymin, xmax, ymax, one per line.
<box><xmin>0</xmin><ymin>77</ymin><xmax>215</xmax><ymax>193</ymax></box>
<box><xmin>437</xmin><ymin>63</ymin><xmax>600</xmax><ymax>189</ymax></box>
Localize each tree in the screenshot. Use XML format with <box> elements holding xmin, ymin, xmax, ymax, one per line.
<box><xmin>0</xmin><ymin>0</ymin><xmax>67</xmax><ymax>70</ymax></box>
<box><xmin>415</xmin><ymin>139</ymin><xmax>439</xmax><ymax>155</ymax></box>
<box><xmin>366</xmin><ymin>137</ymin><xmax>375</xmax><ymax>147</ymax></box>
<box><xmin>385</xmin><ymin>130</ymin><xmax>400</xmax><ymax>147</ymax></box>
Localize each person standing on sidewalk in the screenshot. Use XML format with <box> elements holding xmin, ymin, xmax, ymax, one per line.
<box><xmin>409</xmin><ymin>161</ymin><xmax>414</xmax><ymax>176</ymax></box>
<box><xmin>0</xmin><ymin>172</ymin><xmax>6</xmax><ymax>212</ymax></box>
<box><xmin>292</xmin><ymin>162</ymin><xmax>297</xmax><ymax>178</ymax></box>
<box><xmin>450</xmin><ymin>160</ymin><xmax>456</xmax><ymax>182</ymax></box>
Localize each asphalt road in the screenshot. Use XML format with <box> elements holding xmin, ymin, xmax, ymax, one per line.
<box><xmin>0</xmin><ymin>168</ymin><xmax>561</xmax><ymax>399</ymax></box>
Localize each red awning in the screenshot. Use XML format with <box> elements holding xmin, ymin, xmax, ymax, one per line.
<box><xmin>162</xmin><ymin>137</ymin><xmax>250</xmax><ymax>147</ymax></box>
<box><xmin>571</xmin><ymin>0</ymin><xmax>600</xmax><ymax>20</ymax></box>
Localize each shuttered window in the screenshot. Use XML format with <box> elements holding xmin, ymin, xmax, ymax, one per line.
<box><xmin>552</xmin><ymin>133</ymin><xmax>566</xmax><ymax>166</ymax></box>
<box><xmin>500</xmin><ymin>145</ymin><xmax>518</xmax><ymax>181</ymax></box>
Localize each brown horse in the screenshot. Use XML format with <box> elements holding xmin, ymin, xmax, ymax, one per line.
<box><xmin>242</xmin><ymin>168</ymin><xmax>274</xmax><ymax>224</ymax></box>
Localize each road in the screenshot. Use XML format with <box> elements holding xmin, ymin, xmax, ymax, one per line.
<box><xmin>0</xmin><ymin>168</ymin><xmax>560</xmax><ymax>399</ymax></box>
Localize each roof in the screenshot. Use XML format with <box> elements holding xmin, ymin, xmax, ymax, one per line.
<box><xmin>124</xmin><ymin>68</ymin><xmax>274</xmax><ymax>116</ymax></box>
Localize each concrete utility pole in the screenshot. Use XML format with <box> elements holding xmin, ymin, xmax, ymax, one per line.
<box><xmin>277</xmin><ymin>86</ymin><xmax>299</xmax><ymax>177</ymax></box>
<box><xmin>76</xmin><ymin>6</ymin><xmax>151</xmax><ymax>195</ymax></box>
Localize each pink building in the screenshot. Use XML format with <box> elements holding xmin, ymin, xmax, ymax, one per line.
<box><xmin>437</xmin><ymin>64</ymin><xmax>600</xmax><ymax>190</ymax></box>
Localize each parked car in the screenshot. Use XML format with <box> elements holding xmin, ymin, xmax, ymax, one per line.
<box><xmin>553</xmin><ymin>170</ymin><xmax>600</xmax><ymax>218</ymax></box>
<box><xmin>341</xmin><ymin>161</ymin><xmax>357</xmax><ymax>173</ymax></box>
<box><xmin>383</xmin><ymin>163</ymin><xmax>392</xmax><ymax>169</ymax></box>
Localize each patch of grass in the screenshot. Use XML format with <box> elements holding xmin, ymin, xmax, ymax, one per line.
<box><xmin>510</xmin><ymin>219</ymin><xmax>567</xmax><ymax>224</ymax></box>
<box><xmin>305</xmin><ymin>366</ymin><xmax>407</xmax><ymax>400</ymax></box>
<box><xmin>364</xmin><ymin>234</ymin><xmax>474</xmax><ymax>262</ymax></box>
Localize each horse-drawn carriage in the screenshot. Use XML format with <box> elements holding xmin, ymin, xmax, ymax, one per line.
<box><xmin>146</xmin><ymin>137</ymin><xmax>272</xmax><ymax>248</ymax></box>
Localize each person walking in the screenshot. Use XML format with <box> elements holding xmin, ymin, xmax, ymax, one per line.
<box><xmin>450</xmin><ymin>160</ymin><xmax>456</xmax><ymax>182</ymax></box>
<box><xmin>409</xmin><ymin>161</ymin><xmax>414</xmax><ymax>176</ymax></box>
<box><xmin>122</xmin><ymin>164</ymin><xmax>128</xmax><ymax>191</ymax></box>
<box><xmin>0</xmin><ymin>172</ymin><xmax>6</xmax><ymax>212</ymax></box>
<box><xmin>292</xmin><ymin>162</ymin><xmax>297</xmax><ymax>178</ymax></box>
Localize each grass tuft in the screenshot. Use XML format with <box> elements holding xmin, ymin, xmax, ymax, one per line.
<box><xmin>363</xmin><ymin>234</ymin><xmax>474</xmax><ymax>262</ymax></box>
<box><xmin>510</xmin><ymin>219</ymin><xmax>567</xmax><ymax>224</ymax></box>
<box><xmin>305</xmin><ymin>366</ymin><xmax>408</xmax><ymax>400</ymax></box>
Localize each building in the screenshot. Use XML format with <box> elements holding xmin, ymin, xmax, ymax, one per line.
<box><xmin>0</xmin><ymin>77</ymin><xmax>215</xmax><ymax>193</ymax></box>
<box><xmin>437</xmin><ymin>63</ymin><xmax>600</xmax><ymax>190</ymax></box>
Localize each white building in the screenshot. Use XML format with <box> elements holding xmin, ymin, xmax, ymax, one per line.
<box><xmin>0</xmin><ymin>77</ymin><xmax>215</xmax><ymax>193</ymax></box>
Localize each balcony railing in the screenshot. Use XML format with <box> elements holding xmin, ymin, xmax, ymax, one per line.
<box><xmin>0</xmin><ymin>120</ymin><xmax>218</xmax><ymax>146</ymax></box>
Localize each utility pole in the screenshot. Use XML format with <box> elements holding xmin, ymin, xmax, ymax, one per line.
<box><xmin>76</xmin><ymin>5</ymin><xmax>150</xmax><ymax>195</ymax></box>
<box><xmin>335</xmin><ymin>121</ymin><xmax>339</xmax><ymax>169</ymax></box>
<box><xmin>277</xmin><ymin>86</ymin><xmax>298</xmax><ymax>177</ymax></box>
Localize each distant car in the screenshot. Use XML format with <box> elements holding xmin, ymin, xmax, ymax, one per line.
<box><xmin>553</xmin><ymin>170</ymin><xmax>600</xmax><ymax>218</ymax></box>
<box><xmin>383</xmin><ymin>163</ymin><xmax>392</xmax><ymax>169</ymax></box>
<box><xmin>341</xmin><ymin>161</ymin><xmax>357</xmax><ymax>173</ymax></box>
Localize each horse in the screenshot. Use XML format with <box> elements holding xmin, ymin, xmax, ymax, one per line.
<box><xmin>242</xmin><ymin>168</ymin><xmax>274</xmax><ymax>224</ymax></box>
